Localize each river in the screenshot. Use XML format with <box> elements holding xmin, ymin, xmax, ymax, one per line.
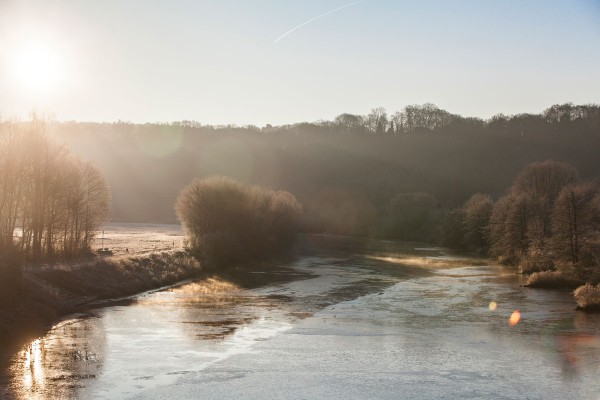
<box><xmin>2</xmin><ymin>242</ymin><xmax>599</xmax><ymax>399</ymax></box>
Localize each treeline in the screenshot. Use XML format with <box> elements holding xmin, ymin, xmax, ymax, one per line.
<box><xmin>172</xmin><ymin>102</ymin><xmax>600</xmax><ymax>136</ymax></box>
<box><xmin>443</xmin><ymin>160</ymin><xmax>600</xmax><ymax>282</ymax></box>
<box><xmin>0</xmin><ymin>117</ymin><xmax>111</xmax><ymax>262</ymax></box>
<box><xmin>176</xmin><ymin>177</ymin><xmax>301</xmax><ymax>266</ymax></box>
<box><xmin>326</xmin><ymin>102</ymin><xmax>600</xmax><ymax>136</ymax></box>
<box><xmin>46</xmin><ymin>102</ymin><xmax>600</xmax><ymax>230</ymax></box>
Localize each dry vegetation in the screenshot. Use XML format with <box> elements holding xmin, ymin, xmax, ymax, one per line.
<box><xmin>37</xmin><ymin>251</ymin><xmax>201</xmax><ymax>299</ymax></box>
<box><xmin>573</xmin><ymin>284</ymin><xmax>600</xmax><ymax>311</ymax></box>
<box><xmin>0</xmin><ymin>116</ymin><xmax>114</xmax><ymax>341</ymax></box>
<box><xmin>176</xmin><ymin>177</ymin><xmax>302</xmax><ymax>267</ymax></box>
<box><xmin>0</xmin><ymin>116</ymin><xmax>110</xmax><ymax>261</ymax></box>
<box><xmin>0</xmin><ymin>250</ymin><xmax>202</xmax><ymax>345</ymax></box>
<box><xmin>91</xmin><ymin>223</ymin><xmax>185</xmax><ymax>257</ymax></box>
<box><xmin>526</xmin><ymin>270</ymin><xmax>584</xmax><ymax>290</ymax></box>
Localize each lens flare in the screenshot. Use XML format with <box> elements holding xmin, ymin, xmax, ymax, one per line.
<box><xmin>509</xmin><ymin>310</ymin><xmax>521</xmax><ymax>326</ymax></box>
<box><xmin>488</xmin><ymin>301</ymin><xmax>497</xmax><ymax>311</ymax></box>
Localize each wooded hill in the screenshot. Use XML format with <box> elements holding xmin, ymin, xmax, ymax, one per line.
<box><xmin>41</xmin><ymin>103</ymin><xmax>599</xmax><ymax>240</ymax></box>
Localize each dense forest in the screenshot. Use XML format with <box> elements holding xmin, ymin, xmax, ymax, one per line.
<box><xmin>40</xmin><ymin>102</ymin><xmax>599</xmax><ymax>241</ymax></box>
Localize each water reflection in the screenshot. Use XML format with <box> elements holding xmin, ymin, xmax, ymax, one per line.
<box><xmin>3</xmin><ymin>256</ymin><xmax>600</xmax><ymax>399</ymax></box>
<box><xmin>3</xmin><ymin>276</ymin><xmax>297</xmax><ymax>399</ymax></box>
<box><xmin>544</xmin><ymin>312</ymin><xmax>600</xmax><ymax>378</ymax></box>
<box><xmin>6</xmin><ymin>317</ymin><xmax>106</xmax><ymax>400</ymax></box>
<box><xmin>22</xmin><ymin>339</ymin><xmax>44</xmax><ymax>392</ymax></box>
<box><xmin>142</xmin><ymin>277</ymin><xmax>294</xmax><ymax>341</ymax></box>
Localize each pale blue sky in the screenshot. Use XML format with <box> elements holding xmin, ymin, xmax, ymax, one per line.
<box><xmin>1</xmin><ymin>0</ymin><xmax>599</xmax><ymax>125</ymax></box>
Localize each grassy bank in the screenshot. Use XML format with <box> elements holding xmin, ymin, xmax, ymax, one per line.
<box><xmin>525</xmin><ymin>270</ymin><xmax>585</xmax><ymax>290</ymax></box>
<box><xmin>0</xmin><ymin>251</ymin><xmax>202</xmax><ymax>352</ymax></box>
<box><xmin>37</xmin><ymin>251</ymin><xmax>201</xmax><ymax>299</ymax></box>
<box><xmin>574</xmin><ymin>284</ymin><xmax>600</xmax><ymax>312</ymax></box>
<box><xmin>523</xmin><ymin>268</ymin><xmax>600</xmax><ymax>312</ymax></box>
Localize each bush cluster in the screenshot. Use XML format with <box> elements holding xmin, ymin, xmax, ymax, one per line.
<box><xmin>573</xmin><ymin>284</ymin><xmax>600</xmax><ymax>311</ymax></box>
<box><xmin>176</xmin><ymin>177</ymin><xmax>302</xmax><ymax>267</ymax></box>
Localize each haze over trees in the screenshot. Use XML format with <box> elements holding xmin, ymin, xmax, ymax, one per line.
<box><xmin>0</xmin><ymin>117</ymin><xmax>111</xmax><ymax>262</ymax></box>
<box><xmin>47</xmin><ymin>103</ymin><xmax>600</xmax><ymax>237</ymax></box>
<box><xmin>176</xmin><ymin>177</ymin><xmax>301</xmax><ymax>266</ymax></box>
<box><xmin>9</xmin><ymin>102</ymin><xmax>596</xmax><ymax>276</ymax></box>
<box><xmin>0</xmin><ymin>102</ymin><xmax>598</xmax><ymax>317</ymax></box>
<box><xmin>377</xmin><ymin>192</ymin><xmax>441</xmax><ymax>242</ymax></box>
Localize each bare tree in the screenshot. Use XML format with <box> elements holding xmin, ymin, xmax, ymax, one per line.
<box><xmin>334</xmin><ymin>113</ymin><xmax>366</xmax><ymax>135</ymax></box>
<box><xmin>0</xmin><ymin>117</ymin><xmax>111</xmax><ymax>260</ymax></box>
<box><xmin>366</xmin><ymin>107</ymin><xmax>388</xmax><ymax>134</ymax></box>
<box><xmin>489</xmin><ymin>194</ymin><xmax>531</xmax><ymax>264</ymax></box>
<box><xmin>462</xmin><ymin>193</ymin><xmax>493</xmax><ymax>254</ymax></box>
<box><xmin>551</xmin><ymin>182</ymin><xmax>600</xmax><ymax>268</ymax></box>
<box><xmin>511</xmin><ymin>160</ymin><xmax>579</xmax><ymax>259</ymax></box>
<box><xmin>489</xmin><ymin>160</ymin><xmax>581</xmax><ymax>271</ymax></box>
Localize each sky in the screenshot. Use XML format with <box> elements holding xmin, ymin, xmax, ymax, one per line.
<box><xmin>0</xmin><ymin>0</ymin><xmax>599</xmax><ymax>126</ymax></box>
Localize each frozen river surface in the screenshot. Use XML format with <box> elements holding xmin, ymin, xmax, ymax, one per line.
<box><xmin>3</xmin><ymin>246</ymin><xmax>600</xmax><ymax>399</ymax></box>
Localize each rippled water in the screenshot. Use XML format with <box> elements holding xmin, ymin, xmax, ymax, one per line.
<box><xmin>2</xmin><ymin>250</ymin><xmax>600</xmax><ymax>399</ymax></box>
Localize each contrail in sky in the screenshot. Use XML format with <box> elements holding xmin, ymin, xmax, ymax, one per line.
<box><xmin>274</xmin><ymin>0</ymin><xmax>366</xmax><ymax>43</ymax></box>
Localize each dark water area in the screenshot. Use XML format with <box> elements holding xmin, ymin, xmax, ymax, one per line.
<box><xmin>1</xmin><ymin>240</ymin><xmax>599</xmax><ymax>399</ymax></box>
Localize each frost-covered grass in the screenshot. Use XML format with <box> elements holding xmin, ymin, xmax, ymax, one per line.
<box><xmin>573</xmin><ymin>284</ymin><xmax>600</xmax><ymax>311</ymax></box>
<box><xmin>0</xmin><ymin>249</ymin><xmax>217</xmax><ymax>347</ymax></box>
<box><xmin>92</xmin><ymin>222</ymin><xmax>185</xmax><ymax>257</ymax></box>
<box><xmin>526</xmin><ymin>270</ymin><xmax>584</xmax><ymax>289</ymax></box>
<box><xmin>38</xmin><ymin>251</ymin><xmax>201</xmax><ymax>299</ymax></box>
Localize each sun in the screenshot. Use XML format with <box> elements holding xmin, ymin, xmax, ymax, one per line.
<box><xmin>14</xmin><ymin>44</ymin><xmax>64</xmax><ymax>93</ymax></box>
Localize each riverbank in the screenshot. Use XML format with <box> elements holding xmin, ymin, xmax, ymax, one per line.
<box><xmin>0</xmin><ymin>251</ymin><xmax>203</xmax><ymax>356</ymax></box>
<box><xmin>523</xmin><ymin>269</ymin><xmax>600</xmax><ymax>312</ymax></box>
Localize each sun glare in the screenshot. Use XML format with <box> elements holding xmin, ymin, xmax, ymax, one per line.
<box><xmin>14</xmin><ymin>44</ymin><xmax>64</xmax><ymax>93</ymax></box>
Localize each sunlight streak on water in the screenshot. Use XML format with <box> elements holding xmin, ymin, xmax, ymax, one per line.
<box><xmin>367</xmin><ymin>255</ymin><xmax>449</xmax><ymax>268</ymax></box>
<box><xmin>22</xmin><ymin>339</ymin><xmax>44</xmax><ymax>392</ymax></box>
<box><xmin>7</xmin><ymin>319</ymin><xmax>105</xmax><ymax>400</ymax></box>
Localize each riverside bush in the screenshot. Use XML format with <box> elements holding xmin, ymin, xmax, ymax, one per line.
<box><xmin>526</xmin><ymin>270</ymin><xmax>583</xmax><ymax>289</ymax></box>
<box><xmin>573</xmin><ymin>284</ymin><xmax>600</xmax><ymax>311</ymax></box>
<box><xmin>176</xmin><ymin>177</ymin><xmax>302</xmax><ymax>267</ymax></box>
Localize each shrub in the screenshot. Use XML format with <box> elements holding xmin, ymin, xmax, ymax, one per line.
<box><xmin>573</xmin><ymin>284</ymin><xmax>600</xmax><ymax>311</ymax></box>
<box><xmin>176</xmin><ymin>177</ymin><xmax>302</xmax><ymax>267</ymax></box>
<box><xmin>518</xmin><ymin>247</ymin><xmax>553</xmax><ymax>274</ymax></box>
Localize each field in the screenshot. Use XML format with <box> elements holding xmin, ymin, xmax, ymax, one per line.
<box><xmin>91</xmin><ymin>223</ymin><xmax>186</xmax><ymax>257</ymax></box>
